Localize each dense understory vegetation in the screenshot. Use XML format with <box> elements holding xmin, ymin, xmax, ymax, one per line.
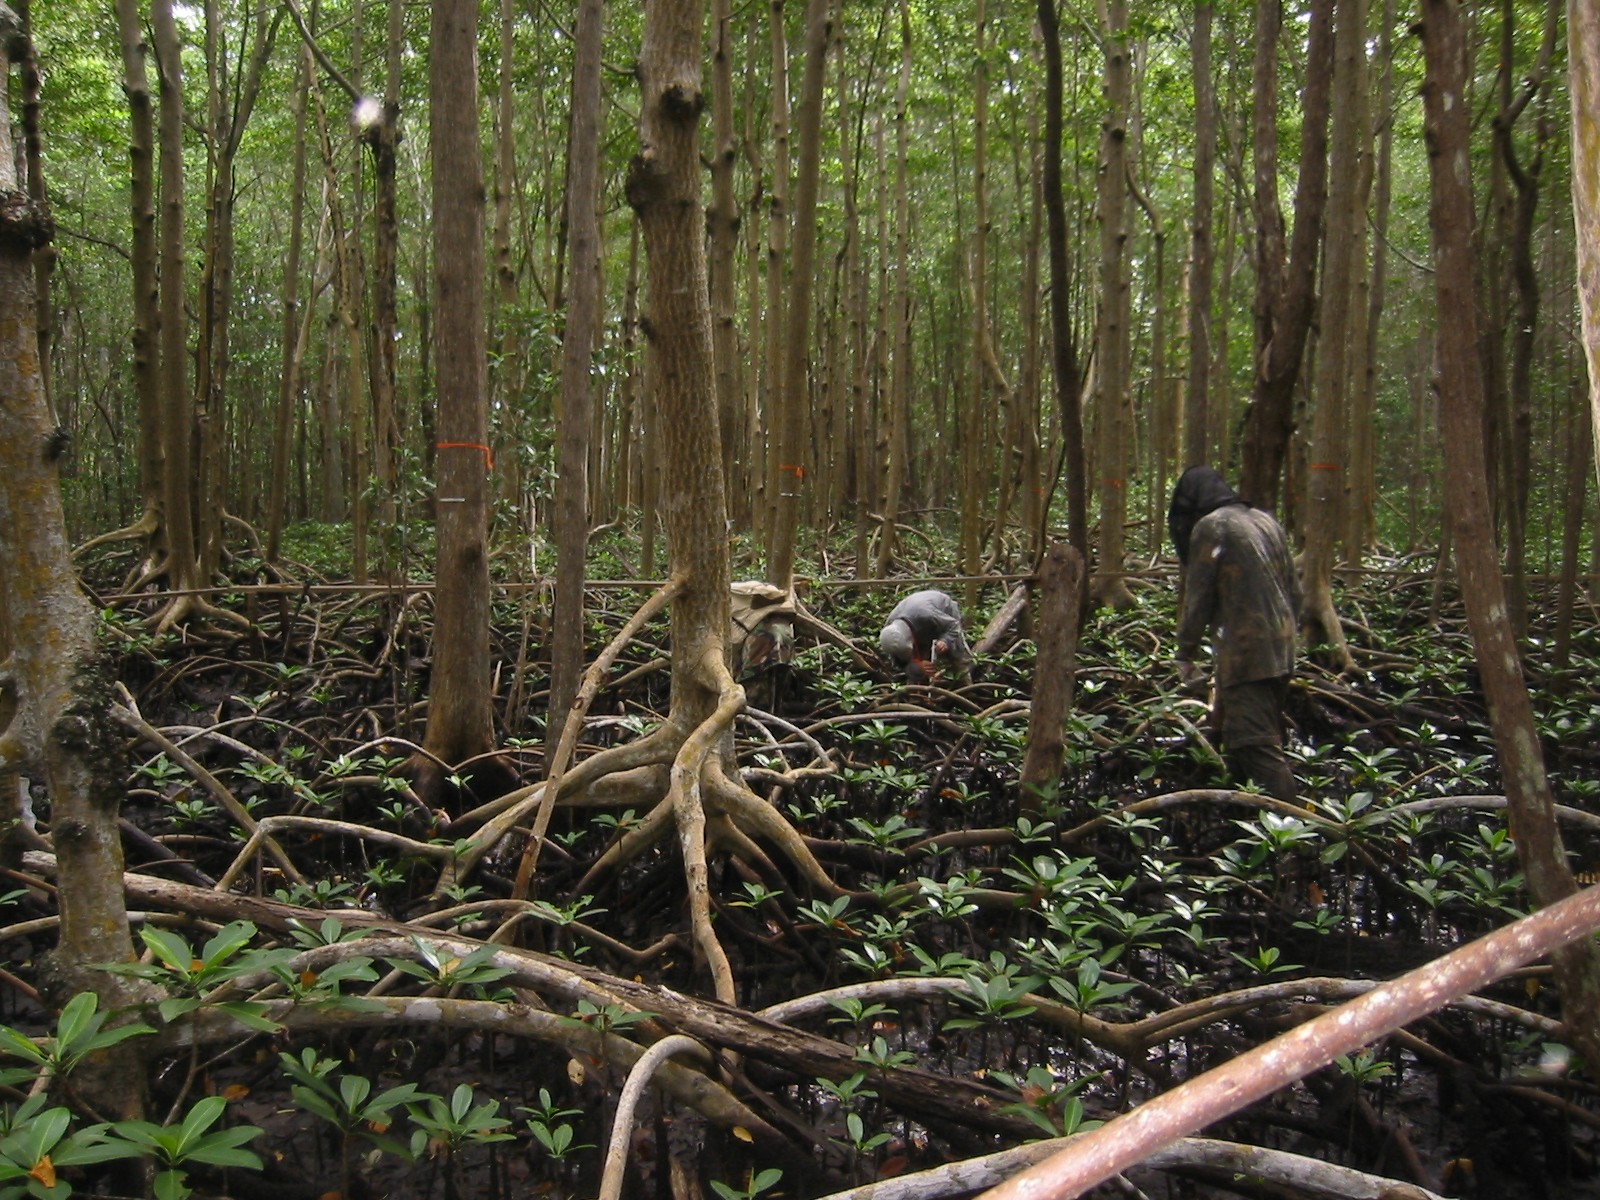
<box><xmin>3</xmin><ymin>525</ymin><xmax>1600</xmax><ymax>1200</ymax></box>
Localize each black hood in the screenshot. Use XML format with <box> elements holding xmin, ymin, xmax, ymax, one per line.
<box><xmin>1168</xmin><ymin>466</ymin><xmax>1245</xmax><ymax>565</ymax></box>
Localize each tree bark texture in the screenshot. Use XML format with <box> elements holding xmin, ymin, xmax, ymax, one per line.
<box><xmin>1038</xmin><ymin>0</ymin><xmax>1086</xmax><ymax>554</ymax></box>
<box><xmin>114</xmin><ymin>0</ymin><xmax>163</xmax><ymax>535</ymax></box>
<box><xmin>1298</xmin><ymin>0</ymin><xmax>1364</xmax><ymax>671</ymax></box>
<box><xmin>267</xmin><ymin>44</ymin><xmax>311</xmax><ymax>564</ymax></box>
<box><xmin>0</xmin><ymin>11</ymin><xmax>142</xmax><ymax>1117</ymax></box>
<box><xmin>767</xmin><ymin>0</ymin><xmax>830</xmax><ymax>588</ymax></box>
<box><xmin>1184</xmin><ymin>2</ymin><xmax>1216</xmax><ymax>472</ymax></box>
<box><xmin>760</xmin><ymin>0</ymin><xmax>790</xmax><ymax>568</ymax></box>
<box><xmin>1019</xmin><ymin>542</ymin><xmax>1085</xmax><ymax>813</ymax></box>
<box><xmin>1574</xmin><ymin>0</ymin><xmax>1600</xmax><ymax>493</ymax></box>
<box><xmin>547</xmin><ymin>0</ymin><xmax>604</xmax><ymax>758</ymax></box>
<box><xmin>1420</xmin><ymin>0</ymin><xmax>1600</xmax><ymax>1068</ymax></box>
<box><xmin>421</xmin><ymin>0</ymin><xmax>497</xmax><ymax>789</ymax></box>
<box><xmin>1239</xmin><ymin>0</ymin><xmax>1333</xmax><ymax>511</ymax></box>
<box><xmin>709</xmin><ymin>0</ymin><xmax>743</xmax><ymax>516</ymax></box>
<box><xmin>875</xmin><ymin>0</ymin><xmax>913</xmax><ymax>576</ymax></box>
<box><xmin>1091</xmin><ymin>0</ymin><xmax>1134</xmax><ymax>609</ymax></box>
<box><xmin>152</xmin><ymin>0</ymin><xmax>202</xmax><ymax>609</ymax></box>
<box><xmin>627</xmin><ymin>0</ymin><xmax>748</xmax><ymax>1004</ymax></box>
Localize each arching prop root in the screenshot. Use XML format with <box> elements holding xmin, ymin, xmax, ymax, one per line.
<box><xmin>560</xmin><ymin>649</ymin><xmax>844</xmax><ymax>1004</ymax></box>
<box><xmin>431</xmin><ymin>584</ymin><xmax>845</xmax><ymax>1005</ymax></box>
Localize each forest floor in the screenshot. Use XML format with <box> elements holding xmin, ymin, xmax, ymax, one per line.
<box><xmin>10</xmin><ymin>536</ymin><xmax>1600</xmax><ymax>1200</ymax></box>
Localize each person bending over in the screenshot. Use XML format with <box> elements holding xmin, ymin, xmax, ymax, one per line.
<box><xmin>878</xmin><ymin>589</ymin><xmax>974</xmax><ymax>685</ymax></box>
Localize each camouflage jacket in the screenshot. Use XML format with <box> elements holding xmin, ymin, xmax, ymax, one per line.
<box><xmin>1177</xmin><ymin>504</ymin><xmax>1298</xmax><ymax>686</ymax></box>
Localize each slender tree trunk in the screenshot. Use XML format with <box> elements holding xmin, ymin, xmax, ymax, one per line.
<box><xmin>761</xmin><ymin>0</ymin><xmax>790</xmax><ymax>563</ymax></box>
<box><xmin>1091</xmin><ymin>0</ymin><xmax>1134</xmax><ymax>610</ymax></box>
<box><xmin>875</xmin><ymin>0</ymin><xmax>912</xmax><ymax>576</ymax></box>
<box><xmin>740</xmin><ymin>20</ymin><xmax>764</xmax><ymax>533</ymax></box>
<box><xmin>268</xmin><ymin>44</ymin><xmax>312</xmax><ymax>564</ymax></box>
<box><xmin>419</xmin><ymin>0</ymin><xmax>500</xmax><ymax>806</ymax></box>
<box><xmin>961</xmin><ymin>0</ymin><xmax>991</xmax><ymax>608</ymax></box>
<box><xmin>362</xmin><ymin>0</ymin><xmax>403</xmax><ymax>577</ymax></box>
<box><xmin>115</xmin><ymin>0</ymin><xmax>163</xmax><ymax>548</ymax></box>
<box><xmin>491</xmin><ymin>0</ymin><xmax>518</xmax><ymax>408</ymax></box>
<box><xmin>1554</xmin><ymin>380</ymin><xmax>1591</xmax><ymax>671</ymax></box>
<box><xmin>309</xmin><ymin>80</ymin><xmax>350</xmax><ymax>524</ymax></box>
<box><xmin>1129</xmin><ymin>175</ymin><xmax>1165</xmax><ymax>561</ymax></box>
<box><xmin>767</xmin><ymin>0</ymin><xmax>830</xmax><ymax>588</ymax></box>
<box><xmin>1018</xmin><ymin>124</ymin><xmax>1045</xmax><ymax>561</ymax></box>
<box><xmin>151</xmin><ymin>0</ymin><xmax>203</xmax><ymax>622</ymax></box>
<box><xmin>1019</xmin><ymin>542</ymin><xmax>1084</xmax><ymax>815</ymax></box>
<box><xmin>1492</xmin><ymin>0</ymin><xmax>1559</xmax><ymax>641</ymax></box>
<box><xmin>616</xmin><ymin>220</ymin><xmax>640</xmax><ymax>516</ymax></box>
<box><xmin>1299</xmin><ymin>0</ymin><xmax>1364</xmax><ymax>671</ymax></box>
<box><xmin>1573</xmin><ymin>0</ymin><xmax>1600</xmax><ymax>492</ymax></box>
<box><xmin>709</xmin><ymin>0</ymin><xmax>742</xmax><ymax>518</ymax></box>
<box><xmin>1038</xmin><ymin>0</ymin><xmax>1086</xmax><ymax>553</ymax></box>
<box><xmin>1238</xmin><ymin>0</ymin><xmax>1333</xmax><ymax>511</ymax></box>
<box><xmin>1184</xmin><ymin>1</ymin><xmax>1216</xmax><ymax>472</ymax></box>
<box><xmin>197</xmin><ymin>0</ymin><xmax>276</xmax><ymax>575</ymax></box>
<box><xmin>1421</xmin><ymin>0</ymin><xmax>1600</xmax><ymax>1069</ymax></box>
<box><xmin>1347</xmin><ymin>0</ymin><xmax>1398</xmax><ymax>558</ymax></box>
<box><xmin>547</xmin><ymin>0</ymin><xmax>605</xmax><ymax>759</ymax></box>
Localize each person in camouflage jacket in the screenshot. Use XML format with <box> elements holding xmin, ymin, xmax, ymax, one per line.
<box><xmin>1167</xmin><ymin>466</ymin><xmax>1299</xmax><ymax>799</ymax></box>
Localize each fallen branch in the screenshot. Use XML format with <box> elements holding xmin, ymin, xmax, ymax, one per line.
<box><xmin>814</xmin><ymin>1135</ymin><xmax>1444</xmax><ymax>1200</ymax></box>
<box><xmin>976</xmin><ymin>884</ymin><xmax>1600</xmax><ymax>1200</ymax></box>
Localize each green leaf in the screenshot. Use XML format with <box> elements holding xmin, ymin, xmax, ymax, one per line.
<box><xmin>0</xmin><ymin>1029</ymin><xmax>45</xmax><ymax>1067</ymax></box>
<box><xmin>175</xmin><ymin>1096</ymin><xmax>227</xmax><ymax>1154</ymax></box>
<box><xmin>156</xmin><ymin>997</ymin><xmax>203</xmax><ymax>1024</ymax></box>
<box><xmin>54</xmin><ymin>993</ymin><xmax>99</xmax><ymax>1049</ymax></box>
<box><xmin>140</xmin><ymin>928</ymin><xmax>196</xmax><ymax>975</ymax></box>
<box><xmin>213</xmin><ymin>1003</ymin><xmax>284</xmax><ymax>1034</ymax></box>
<box><xmin>179</xmin><ymin>1128</ymin><xmax>263</xmax><ymax>1170</ymax></box>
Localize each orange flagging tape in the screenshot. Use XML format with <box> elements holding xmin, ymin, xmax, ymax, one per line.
<box><xmin>437</xmin><ymin>442</ymin><xmax>494</xmax><ymax>471</ymax></box>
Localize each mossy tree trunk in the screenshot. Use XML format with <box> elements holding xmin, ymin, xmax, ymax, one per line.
<box><xmin>0</xmin><ymin>5</ymin><xmax>143</xmax><ymax>1119</ymax></box>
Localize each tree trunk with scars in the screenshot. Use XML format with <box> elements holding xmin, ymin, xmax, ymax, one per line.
<box><xmin>0</xmin><ymin>8</ymin><xmax>144</xmax><ymax>1120</ymax></box>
